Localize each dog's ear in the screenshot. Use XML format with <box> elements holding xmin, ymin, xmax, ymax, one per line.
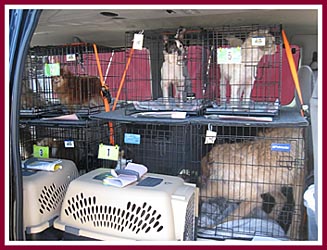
<box><xmin>175</xmin><ymin>27</ymin><xmax>186</xmax><ymax>41</ymax></box>
<box><xmin>163</xmin><ymin>34</ymin><xmax>169</xmax><ymax>44</ymax></box>
<box><xmin>225</xmin><ymin>36</ymin><xmax>243</xmax><ymax>47</ymax></box>
<box><xmin>249</xmin><ymin>29</ymin><xmax>270</xmax><ymax>37</ymax></box>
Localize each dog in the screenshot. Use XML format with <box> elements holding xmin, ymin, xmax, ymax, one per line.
<box><xmin>160</xmin><ymin>27</ymin><xmax>187</xmax><ymax>108</ymax></box>
<box><xmin>200</xmin><ymin>127</ymin><xmax>305</xmax><ymax>239</ymax></box>
<box><xmin>52</xmin><ymin>65</ymin><xmax>103</xmax><ymax>113</ymax></box>
<box><xmin>219</xmin><ymin>29</ymin><xmax>277</xmax><ymax>105</ymax></box>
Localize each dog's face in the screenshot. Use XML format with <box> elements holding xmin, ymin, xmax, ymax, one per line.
<box><xmin>247</xmin><ymin>29</ymin><xmax>277</xmax><ymax>55</ymax></box>
<box><xmin>162</xmin><ymin>27</ymin><xmax>186</xmax><ymax>56</ymax></box>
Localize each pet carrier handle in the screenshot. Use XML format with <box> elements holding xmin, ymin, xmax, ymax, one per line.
<box><xmin>93</xmin><ymin>43</ymin><xmax>115</xmax><ymax>145</ymax></box>
<box><xmin>282</xmin><ymin>29</ymin><xmax>305</xmax><ymax>117</ymax></box>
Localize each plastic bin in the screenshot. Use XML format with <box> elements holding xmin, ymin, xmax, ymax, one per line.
<box><xmin>303</xmin><ymin>184</ymin><xmax>318</xmax><ymax>240</ymax></box>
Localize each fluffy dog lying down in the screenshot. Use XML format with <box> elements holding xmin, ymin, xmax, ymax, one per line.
<box><xmin>160</xmin><ymin>28</ymin><xmax>186</xmax><ymax>108</ymax></box>
<box><xmin>219</xmin><ymin>29</ymin><xmax>277</xmax><ymax>105</ymax></box>
<box><xmin>200</xmin><ymin>127</ymin><xmax>305</xmax><ymax>239</ymax></box>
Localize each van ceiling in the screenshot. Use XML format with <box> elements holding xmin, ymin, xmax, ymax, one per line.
<box><xmin>31</xmin><ymin>8</ymin><xmax>318</xmax><ymax>48</ymax></box>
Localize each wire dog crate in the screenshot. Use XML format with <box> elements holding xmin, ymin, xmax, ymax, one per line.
<box><xmin>20</xmin><ymin>43</ymin><xmax>115</xmax><ymax>117</ymax></box>
<box><xmin>203</xmin><ymin>24</ymin><xmax>283</xmax><ymax>116</ymax></box>
<box><xmin>192</xmin><ymin>125</ymin><xmax>307</xmax><ymax>240</ymax></box>
<box><xmin>123</xmin><ymin>28</ymin><xmax>209</xmax><ymax>115</ymax></box>
<box><xmin>19</xmin><ymin>119</ymin><xmax>111</xmax><ymax>173</ymax></box>
<box><xmin>111</xmin><ymin>122</ymin><xmax>198</xmax><ymax>182</ymax></box>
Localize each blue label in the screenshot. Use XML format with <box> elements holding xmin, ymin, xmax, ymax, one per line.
<box><xmin>124</xmin><ymin>133</ymin><xmax>141</xmax><ymax>145</ymax></box>
<box><xmin>271</xmin><ymin>143</ymin><xmax>291</xmax><ymax>152</ymax></box>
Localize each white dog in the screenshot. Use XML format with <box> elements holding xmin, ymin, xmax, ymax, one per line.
<box><xmin>160</xmin><ymin>27</ymin><xmax>186</xmax><ymax>108</ymax></box>
<box><xmin>219</xmin><ymin>29</ymin><xmax>277</xmax><ymax>105</ymax></box>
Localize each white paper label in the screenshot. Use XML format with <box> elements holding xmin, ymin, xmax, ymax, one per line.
<box><xmin>66</xmin><ymin>54</ymin><xmax>76</xmax><ymax>61</ymax></box>
<box><xmin>133</xmin><ymin>33</ymin><xmax>144</xmax><ymax>50</ymax></box>
<box><xmin>217</xmin><ymin>47</ymin><xmax>242</xmax><ymax>64</ymax></box>
<box><xmin>204</xmin><ymin>130</ymin><xmax>217</xmax><ymax>144</ymax></box>
<box><xmin>252</xmin><ymin>37</ymin><xmax>266</xmax><ymax>46</ymax></box>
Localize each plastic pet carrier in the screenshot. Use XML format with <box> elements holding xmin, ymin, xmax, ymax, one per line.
<box><xmin>23</xmin><ymin>159</ymin><xmax>79</xmax><ymax>240</ymax></box>
<box><xmin>53</xmin><ymin>168</ymin><xmax>198</xmax><ymax>241</ymax></box>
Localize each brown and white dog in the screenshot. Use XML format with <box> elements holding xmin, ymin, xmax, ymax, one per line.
<box><xmin>219</xmin><ymin>29</ymin><xmax>277</xmax><ymax>105</ymax></box>
<box><xmin>200</xmin><ymin>127</ymin><xmax>305</xmax><ymax>239</ymax></box>
<box><xmin>160</xmin><ymin>27</ymin><xmax>187</xmax><ymax>108</ymax></box>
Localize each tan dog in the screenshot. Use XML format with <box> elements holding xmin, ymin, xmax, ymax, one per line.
<box><xmin>200</xmin><ymin>127</ymin><xmax>305</xmax><ymax>239</ymax></box>
<box><xmin>160</xmin><ymin>28</ymin><xmax>186</xmax><ymax>108</ymax></box>
<box><xmin>219</xmin><ymin>29</ymin><xmax>277</xmax><ymax>105</ymax></box>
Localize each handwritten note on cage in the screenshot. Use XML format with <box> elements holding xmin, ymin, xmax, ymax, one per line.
<box><xmin>33</xmin><ymin>145</ymin><xmax>49</xmax><ymax>158</ymax></box>
<box><xmin>217</xmin><ymin>47</ymin><xmax>242</xmax><ymax>64</ymax></box>
<box><xmin>133</xmin><ymin>33</ymin><xmax>144</xmax><ymax>50</ymax></box>
<box><xmin>204</xmin><ymin>130</ymin><xmax>217</xmax><ymax>144</ymax></box>
<box><xmin>98</xmin><ymin>144</ymin><xmax>119</xmax><ymax>161</ymax></box>
<box><xmin>44</xmin><ymin>63</ymin><xmax>60</xmax><ymax>77</ymax></box>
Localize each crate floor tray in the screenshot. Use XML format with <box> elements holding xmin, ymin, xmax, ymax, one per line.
<box><xmin>205</xmin><ymin>101</ymin><xmax>279</xmax><ymax>117</ymax></box>
<box><xmin>128</xmin><ymin>98</ymin><xmax>204</xmax><ymax>116</ymax></box>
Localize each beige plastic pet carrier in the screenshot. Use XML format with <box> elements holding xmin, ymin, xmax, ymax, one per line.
<box><xmin>23</xmin><ymin>159</ymin><xmax>79</xmax><ymax>235</ymax></box>
<box><xmin>54</xmin><ymin>168</ymin><xmax>198</xmax><ymax>241</ymax></box>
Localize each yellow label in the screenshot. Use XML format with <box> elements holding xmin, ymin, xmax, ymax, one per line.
<box><xmin>98</xmin><ymin>144</ymin><xmax>119</xmax><ymax>161</ymax></box>
<box><xmin>33</xmin><ymin>145</ymin><xmax>49</xmax><ymax>158</ymax></box>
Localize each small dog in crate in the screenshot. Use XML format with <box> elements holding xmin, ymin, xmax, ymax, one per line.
<box><xmin>52</xmin><ymin>65</ymin><xmax>103</xmax><ymax>112</ymax></box>
<box><xmin>200</xmin><ymin>127</ymin><xmax>304</xmax><ymax>239</ymax></box>
<box><xmin>219</xmin><ymin>29</ymin><xmax>277</xmax><ymax>105</ymax></box>
<box><xmin>160</xmin><ymin>27</ymin><xmax>187</xmax><ymax>108</ymax></box>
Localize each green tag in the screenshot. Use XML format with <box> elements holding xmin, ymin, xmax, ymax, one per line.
<box><xmin>44</xmin><ymin>63</ymin><xmax>60</xmax><ymax>77</ymax></box>
<box><xmin>98</xmin><ymin>144</ymin><xmax>119</xmax><ymax>161</ymax></box>
<box><xmin>33</xmin><ymin>145</ymin><xmax>49</xmax><ymax>158</ymax></box>
<box><xmin>217</xmin><ymin>47</ymin><xmax>242</xmax><ymax>64</ymax></box>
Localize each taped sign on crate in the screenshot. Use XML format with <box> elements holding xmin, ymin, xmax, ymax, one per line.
<box><xmin>217</xmin><ymin>47</ymin><xmax>242</xmax><ymax>64</ymax></box>
<box><xmin>98</xmin><ymin>144</ymin><xmax>120</xmax><ymax>161</ymax></box>
<box><xmin>44</xmin><ymin>63</ymin><xmax>60</xmax><ymax>77</ymax></box>
<box><xmin>33</xmin><ymin>145</ymin><xmax>49</xmax><ymax>158</ymax></box>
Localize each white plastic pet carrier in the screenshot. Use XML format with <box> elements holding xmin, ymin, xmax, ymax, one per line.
<box><xmin>23</xmin><ymin>159</ymin><xmax>79</xmax><ymax>234</ymax></box>
<box><xmin>53</xmin><ymin>168</ymin><xmax>198</xmax><ymax>241</ymax></box>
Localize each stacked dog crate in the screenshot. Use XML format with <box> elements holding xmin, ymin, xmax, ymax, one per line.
<box><xmin>88</xmin><ymin>24</ymin><xmax>309</xmax><ymax>241</ymax></box>
<box><xmin>191</xmin><ymin>24</ymin><xmax>309</xmax><ymax>241</ymax></box>
<box><xmin>123</xmin><ymin>27</ymin><xmax>210</xmax><ymax>116</ymax></box>
<box><xmin>19</xmin><ymin>43</ymin><xmax>117</xmax><ymax>172</ymax></box>
<box><xmin>202</xmin><ymin>24</ymin><xmax>284</xmax><ymax>116</ymax></box>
